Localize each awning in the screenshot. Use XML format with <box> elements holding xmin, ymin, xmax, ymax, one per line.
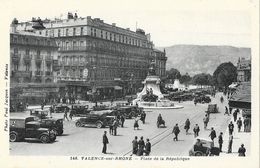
<box><xmin>228</xmin><ymin>82</ymin><xmax>251</xmax><ymax>110</ymax></box>
<box><xmin>114</xmin><ymin>86</ymin><xmax>122</xmax><ymax>90</ymax></box>
<box><xmin>228</xmin><ymin>83</ymin><xmax>239</xmax><ymax>88</ymax></box>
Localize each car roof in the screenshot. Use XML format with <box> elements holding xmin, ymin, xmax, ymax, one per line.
<box><xmin>195</xmin><ymin>137</ymin><xmax>213</xmax><ymax>142</ymax></box>
<box><xmin>10</xmin><ymin>116</ymin><xmax>35</xmax><ymax>120</ymax></box>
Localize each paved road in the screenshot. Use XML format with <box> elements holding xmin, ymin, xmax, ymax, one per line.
<box><xmin>10</xmin><ymin>93</ymin><xmax>232</xmax><ymax>156</ymax></box>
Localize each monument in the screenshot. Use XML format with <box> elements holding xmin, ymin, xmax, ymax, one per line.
<box><xmin>133</xmin><ymin>61</ymin><xmax>183</xmax><ymax>110</ymax></box>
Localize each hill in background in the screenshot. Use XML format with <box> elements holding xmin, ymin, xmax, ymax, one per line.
<box><xmin>157</xmin><ymin>45</ymin><xmax>251</xmax><ymax>76</ymax></box>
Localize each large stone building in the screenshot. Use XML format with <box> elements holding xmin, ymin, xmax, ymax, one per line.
<box><xmin>10</xmin><ymin>21</ymin><xmax>60</xmax><ymax>110</ymax></box>
<box><xmin>15</xmin><ymin>13</ymin><xmax>167</xmax><ymax>100</ymax></box>
<box><xmin>237</xmin><ymin>57</ymin><xmax>251</xmax><ymax>82</ymax></box>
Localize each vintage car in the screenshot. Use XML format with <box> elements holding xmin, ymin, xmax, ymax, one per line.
<box><xmin>30</xmin><ymin>109</ymin><xmax>64</xmax><ymax>135</ymax></box>
<box><xmin>75</xmin><ymin>113</ymin><xmax>115</xmax><ymax>128</ymax></box>
<box><xmin>92</xmin><ymin>105</ymin><xmax>110</xmax><ymax>111</ymax></box>
<box><xmin>70</xmin><ymin>104</ymin><xmax>90</xmax><ymax>117</ymax></box>
<box><xmin>54</xmin><ymin>104</ymin><xmax>69</xmax><ymax>113</ymax></box>
<box><xmin>205</xmin><ymin>104</ymin><xmax>219</xmax><ymax>114</ymax></box>
<box><xmin>194</xmin><ymin>95</ymin><xmax>211</xmax><ymax>104</ymax></box>
<box><xmin>189</xmin><ymin>137</ymin><xmax>220</xmax><ymax>156</ymax></box>
<box><xmin>10</xmin><ymin>117</ymin><xmax>56</xmax><ymax>143</ymax></box>
<box><xmin>112</xmin><ymin>106</ymin><xmax>142</xmax><ymax>119</ymax></box>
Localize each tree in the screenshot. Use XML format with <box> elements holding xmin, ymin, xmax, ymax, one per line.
<box><xmin>192</xmin><ymin>73</ymin><xmax>212</xmax><ymax>86</ymax></box>
<box><xmin>166</xmin><ymin>68</ymin><xmax>181</xmax><ymax>83</ymax></box>
<box><xmin>213</xmin><ymin>62</ymin><xmax>237</xmax><ymax>88</ymax></box>
<box><xmin>179</xmin><ymin>73</ymin><xmax>192</xmax><ymax>86</ymax></box>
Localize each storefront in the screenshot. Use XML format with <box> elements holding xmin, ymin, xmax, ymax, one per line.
<box><xmin>228</xmin><ymin>82</ymin><xmax>251</xmax><ymax>132</ymax></box>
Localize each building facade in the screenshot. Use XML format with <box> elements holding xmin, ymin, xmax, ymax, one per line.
<box><xmin>237</xmin><ymin>57</ymin><xmax>251</xmax><ymax>82</ymax></box>
<box><xmin>16</xmin><ymin>14</ymin><xmax>167</xmax><ymax>100</ymax></box>
<box><xmin>10</xmin><ymin>23</ymin><xmax>59</xmax><ymax>109</ymax></box>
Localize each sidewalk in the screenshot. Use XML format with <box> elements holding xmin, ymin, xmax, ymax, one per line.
<box><xmin>219</xmin><ymin>112</ymin><xmax>251</xmax><ymax>156</ymax></box>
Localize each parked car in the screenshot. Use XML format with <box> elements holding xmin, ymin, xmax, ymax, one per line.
<box><xmin>30</xmin><ymin>109</ymin><xmax>64</xmax><ymax>135</ymax></box>
<box><xmin>113</xmin><ymin>106</ymin><xmax>142</xmax><ymax>119</ymax></box>
<box><xmin>9</xmin><ymin>116</ymin><xmax>56</xmax><ymax>143</ymax></box>
<box><xmin>70</xmin><ymin>104</ymin><xmax>90</xmax><ymax>117</ymax></box>
<box><xmin>54</xmin><ymin>104</ymin><xmax>69</xmax><ymax>113</ymax></box>
<box><xmin>75</xmin><ymin>113</ymin><xmax>115</xmax><ymax>128</ymax></box>
<box><xmin>194</xmin><ymin>95</ymin><xmax>211</xmax><ymax>104</ymax></box>
<box><xmin>205</xmin><ymin>104</ymin><xmax>219</xmax><ymax>114</ymax></box>
<box><xmin>189</xmin><ymin>137</ymin><xmax>220</xmax><ymax>156</ymax></box>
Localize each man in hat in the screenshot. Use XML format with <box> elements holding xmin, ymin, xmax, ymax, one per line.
<box><xmin>238</xmin><ymin>144</ymin><xmax>246</xmax><ymax>156</ymax></box>
<box><xmin>102</xmin><ymin>131</ymin><xmax>109</xmax><ymax>154</ymax></box>
<box><xmin>172</xmin><ymin>124</ymin><xmax>180</xmax><ymax>141</ymax></box>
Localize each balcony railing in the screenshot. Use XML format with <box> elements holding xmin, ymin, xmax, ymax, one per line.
<box><xmin>23</xmin><ymin>54</ymin><xmax>32</xmax><ymax>64</ymax></box>
<box><xmin>35</xmin><ymin>71</ymin><xmax>42</xmax><ymax>76</ymax></box>
<box><xmin>11</xmin><ymin>71</ymin><xmax>32</xmax><ymax>78</ymax></box>
<box><xmin>11</xmin><ymin>53</ymin><xmax>21</xmax><ymax>63</ymax></box>
<box><xmin>56</xmin><ymin>76</ymin><xmax>87</xmax><ymax>82</ymax></box>
<box><xmin>45</xmin><ymin>71</ymin><xmax>53</xmax><ymax>76</ymax></box>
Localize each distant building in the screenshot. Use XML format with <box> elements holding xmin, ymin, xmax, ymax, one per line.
<box><xmin>15</xmin><ymin>13</ymin><xmax>167</xmax><ymax>100</ymax></box>
<box><xmin>237</xmin><ymin>57</ymin><xmax>251</xmax><ymax>82</ymax></box>
<box><xmin>10</xmin><ymin>21</ymin><xmax>59</xmax><ymax>109</ymax></box>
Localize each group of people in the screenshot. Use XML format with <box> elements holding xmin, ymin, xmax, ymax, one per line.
<box><xmin>132</xmin><ymin>136</ymin><xmax>151</xmax><ymax>156</ymax></box>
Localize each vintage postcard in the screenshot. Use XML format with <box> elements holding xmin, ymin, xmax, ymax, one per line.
<box><xmin>0</xmin><ymin>0</ymin><xmax>259</xmax><ymax>168</ymax></box>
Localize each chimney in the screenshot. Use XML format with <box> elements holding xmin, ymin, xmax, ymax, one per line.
<box><xmin>112</xmin><ymin>23</ymin><xmax>116</xmax><ymax>27</ymax></box>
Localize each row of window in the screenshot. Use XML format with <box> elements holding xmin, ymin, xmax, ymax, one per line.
<box><xmin>58</xmin><ymin>55</ymin><xmax>149</xmax><ymax>68</ymax></box>
<box><xmin>90</xmin><ymin>27</ymin><xmax>149</xmax><ymax>48</ymax></box>
<box><xmin>57</xmin><ymin>39</ymin><xmax>152</xmax><ymax>57</ymax></box>
<box><xmin>60</xmin><ymin>68</ymin><xmax>146</xmax><ymax>80</ymax></box>
<box><xmin>11</xmin><ymin>34</ymin><xmax>54</xmax><ymax>46</ymax></box>
<box><xmin>12</xmin><ymin>48</ymin><xmax>52</xmax><ymax>57</ymax></box>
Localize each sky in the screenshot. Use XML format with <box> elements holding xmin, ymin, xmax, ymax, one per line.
<box><xmin>5</xmin><ymin>0</ymin><xmax>253</xmax><ymax>48</ymax></box>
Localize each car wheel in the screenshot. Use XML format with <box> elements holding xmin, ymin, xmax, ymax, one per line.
<box><xmin>75</xmin><ymin>121</ymin><xmax>82</xmax><ymax>127</ymax></box>
<box><xmin>96</xmin><ymin>122</ymin><xmax>103</xmax><ymax>128</ymax></box>
<box><xmin>10</xmin><ymin>132</ymin><xmax>18</xmax><ymax>142</ymax></box>
<box><xmin>57</xmin><ymin>130</ymin><xmax>63</xmax><ymax>135</ymax></box>
<box><xmin>40</xmin><ymin>134</ymin><xmax>50</xmax><ymax>143</ymax></box>
<box><xmin>51</xmin><ymin>129</ymin><xmax>58</xmax><ymax>135</ymax></box>
<box><xmin>194</xmin><ymin>151</ymin><xmax>203</xmax><ymax>156</ymax></box>
<box><xmin>49</xmin><ymin>132</ymin><xmax>56</xmax><ymax>142</ymax></box>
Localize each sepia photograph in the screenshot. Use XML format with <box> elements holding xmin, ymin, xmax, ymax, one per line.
<box><xmin>0</xmin><ymin>0</ymin><xmax>259</xmax><ymax>167</ymax></box>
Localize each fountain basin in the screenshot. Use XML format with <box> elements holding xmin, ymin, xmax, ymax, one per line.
<box><xmin>136</xmin><ymin>100</ymin><xmax>184</xmax><ymax>110</ymax></box>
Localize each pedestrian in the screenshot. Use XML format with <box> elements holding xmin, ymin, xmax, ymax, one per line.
<box><xmin>194</xmin><ymin>100</ymin><xmax>197</xmax><ymax>106</ymax></box>
<box><xmin>218</xmin><ymin>132</ymin><xmax>223</xmax><ymax>152</ymax></box>
<box><xmin>238</xmin><ymin>144</ymin><xmax>246</xmax><ymax>156</ymax></box>
<box><xmin>134</xmin><ymin>117</ymin><xmax>139</xmax><ymax>130</ymax></box>
<box><xmin>243</xmin><ymin>116</ymin><xmax>251</xmax><ymax>132</ymax></box>
<box><xmin>140</xmin><ymin>111</ymin><xmax>146</xmax><ymax>124</ymax></box>
<box><xmin>228</xmin><ymin>121</ymin><xmax>234</xmax><ymax>135</ymax></box>
<box><xmin>137</xmin><ymin>136</ymin><xmax>145</xmax><ymax>156</ymax></box>
<box><xmin>109</xmin><ymin>123</ymin><xmax>114</xmax><ymax>135</ymax></box>
<box><xmin>69</xmin><ymin>109</ymin><xmax>73</xmax><ymax>120</ymax></box>
<box><xmin>203</xmin><ymin>114</ymin><xmax>209</xmax><ymax>129</ymax></box>
<box><xmin>132</xmin><ymin>136</ymin><xmax>138</xmax><ymax>155</ymax></box>
<box><xmin>63</xmin><ymin>107</ymin><xmax>69</xmax><ymax>121</ymax></box>
<box><xmin>233</xmin><ymin>109</ymin><xmax>238</xmax><ymax>122</ymax></box>
<box><xmin>144</xmin><ymin>138</ymin><xmax>151</xmax><ymax>156</ymax></box>
<box><xmin>227</xmin><ymin>135</ymin><xmax>233</xmax><ymax>153</ymax></box>
<box><xmin>102</xmin><ymin>131</ymin><xmax>109</xmax><ymax>154</ymax></box>
<box><xmin>120</xmin><ymin>115</ymin><xmax>125</xmax><ymax>127</ymax></box>
<box><xmin>172</xmin><ymin>124</ymin><xmax>180</xmax><ymax>141</ymax></box>
<box><xmin>184</xmin><ymin>118</ymin><xmax>190</xmax><ymax>135</ymax></box>
<box><xmin>113</xmin><ymin>119</ymin><xmax>118</xmax><ymax>136</ymax></box>
<box><xmin>220</xmin><ymin>96</ymin><xmax>224</xmax><ymax>103</ymax></box>
<box><xmin>237</xmin><ymin>117</ymin><xmax>243</xmax><ymax>132</ymax></box>
<box><xmin>49</xmin><ymin>106</ymin><xmax>53</xmax><ymax>117</ymax></box>
<box><xmin>209</xmin><ymin>127</ymin><xmax>217</xmax><ymax>141</ymax></box>
<box><xmin>193</xmin><ymin>124</ymin><xmax>200</xmax><ymax>138</ymax></box>
<box><xmin>224</xmin><ymin>106</ymin><xmax>229</xmax><ymax>115</ymax></box>
<box><xmin>41</xmin><ymin>103</ymin><xmax>44</xmax><ymax>110</ymax></box>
